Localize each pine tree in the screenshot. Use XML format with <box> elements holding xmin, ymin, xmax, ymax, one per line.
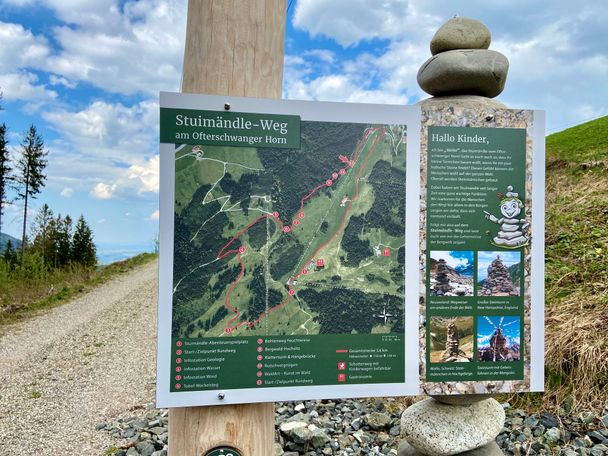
<box><xmin>30</xmin><ymin>203</ymin><xmax>56</xmax><ymax>266</ymax></box>
<box><xmin>16</xmin><ymin>125</ymin><xmax>47</xmax><ymax>253</ymax></box>
<box><xmin>0</xmin><ymin>122</ymin><xmax>11</xmax><ymax>233</ymax></box>
<box><xmin>55</xmin><ymin>214</ymin><xmax>72</xmax><ymax>267</ymax></box>
<box><xmin>71</xmin><ymin>215</ymin><xmax>96</xmax><ymax>267</ymax></box>
<box><xmin>2</xmin><ymin>239</ymin><xmax>16</xmax><ymax>269</ymax></box>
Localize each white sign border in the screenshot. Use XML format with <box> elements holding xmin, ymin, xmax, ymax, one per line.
<box><xmin>157</xmin><ymin>92</ymin><xmax>422</xmax><ymax>407</ymax></box>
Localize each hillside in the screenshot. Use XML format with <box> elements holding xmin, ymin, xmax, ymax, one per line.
<box><xmin>546</xmin><ymin>116</ymin><xmax>608</xmax><ymax>164</ymax></box>
<box><xmin>543</xmin><ymin>115</ymin><xmax>608</xmax><ymax>411</ymax></box>
<box><xmin>0</xmin><ymin>232</ymin><xmax>21</xmax><ymax>252</ymax></box>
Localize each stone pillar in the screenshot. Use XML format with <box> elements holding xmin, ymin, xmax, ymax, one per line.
<box><xmin>399</xmin><ymin>17</ymin><xmax>509</xmax><ymax>456</ymax></box>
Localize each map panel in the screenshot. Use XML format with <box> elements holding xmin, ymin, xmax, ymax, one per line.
<box><xmin>172</xmin><ymin>121</ymin><xmax>407</xmax><ymax>340</ymax></box>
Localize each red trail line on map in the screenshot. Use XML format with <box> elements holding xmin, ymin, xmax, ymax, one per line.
<box><xmin>216</xmin><ymin>126</ymin><xmax>385</xmax><ymax>332</ymax></box>
<box><xmin>292</xmin><ymin>128</ymin><xmax>383</xmax><ymax>281</ymax></box>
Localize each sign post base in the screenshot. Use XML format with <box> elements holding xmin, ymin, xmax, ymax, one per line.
<box><xmin>169</xmin><ymin>403</ymin><xmax>274</xmax><ymax>456</ymax></box>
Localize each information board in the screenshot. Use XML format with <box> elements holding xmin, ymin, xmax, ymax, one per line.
<box><xmin>158</xmin><ymin>92</ymin><xmax>422</xmax><ymax>407</ymax></box>
<box><xmin>419</xmin><ymin>109</ymin><xmax>545</xmax><ymax>396</ymax></box>
<box><xmin>157</xmin><ymin>92</ymin><xmax>544</xmax><ymax>407</ymax></box>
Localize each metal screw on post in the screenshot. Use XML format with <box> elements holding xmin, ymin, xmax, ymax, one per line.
<box><xmin>224</xmin><ymin>103</ymin><xmax>231</xmax><ymax>111</ymax></box>
<box><xmin>218</xmin><ymin>392</ymin><xmax>225</xmax><ymax>400</ymax></box>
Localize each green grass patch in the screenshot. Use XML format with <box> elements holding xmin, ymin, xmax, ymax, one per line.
<box><xmin>29</xmin><ymin>389</ymin><xmax>42</xmax><ymax>399</ymax></box>
<box><xmin>0</xmin><ymin>253</ymin><xmax>157</xmax><ymax>332</ymax></box>
<box><xmin>546</xmin><ymin>115</ymin><xmax>608</xmax><ymax>164</ymax></box>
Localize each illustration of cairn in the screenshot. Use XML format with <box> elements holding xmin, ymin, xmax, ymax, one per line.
<box><xmin>433</xmin><ymin>259</ymin><xmax>452</xmax><ymax>295</ymax></box>
<box><xmin>442</xmin><ymin>321</ymin><xmax>469</xmax><ymax>362</ymax></box>
<box><xmin>480</xmin><ymin>255</ymin><xmax>519</xmax><ymax>296</ymax></box>
<box><xmin>484</xmin><ymin>185</ymin><xmax>529</xmax><ymax>248</ymax></box>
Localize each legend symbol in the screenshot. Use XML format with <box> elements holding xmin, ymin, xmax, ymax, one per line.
<box><xmin>337</xmin><ymin>361</ymin><xmax>346</xmax><ymax>371</ymax></box>
<box><xmin>337</xmin><ymin>374</ymin><xmax>346</xmax><ymax>382</ymax></box>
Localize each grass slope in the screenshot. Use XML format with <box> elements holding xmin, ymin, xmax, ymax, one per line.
<box><xmin>546</xmin><ymin>116</ymin><xmax>608</xmax><ymax>164</ymax></box>
<box><xmin>538</xmin><ymin>115</ymin><xmax>608</xmax><ymax>412</ymax></box>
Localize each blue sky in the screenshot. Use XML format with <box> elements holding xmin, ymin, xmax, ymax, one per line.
<box><xmin>477</xmin><ymin>315</ymin><xmax>520</xmax><ymax>349</ymax></box>
<box><xmin>430</xmin><ymin>250</ymin><xmax>473</xmax><ymax>275</ymax></box>
<box><xmin>0</xmin><ymin>0</ymin><xmax>606</xmax><ymax>259</ymax></box>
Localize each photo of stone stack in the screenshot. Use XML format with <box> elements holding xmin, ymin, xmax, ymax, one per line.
<box><xmin>433</xmin><ymin>259</ymin><xmax>453</xmax><ymax>294</ymax></box>
<box><xmin>480</xmin><ymin>256</ymin><xmax>520</xmax><ymax>296</ymax></box>
<box><xmin>429</xmin><ymin>255</ymin><xmax>474</xmax><ymax>297</ymax></box>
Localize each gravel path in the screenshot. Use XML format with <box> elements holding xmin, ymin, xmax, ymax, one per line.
<box><xmin>0</xmin><ymin>261</ymin><xmax>158</xmax><ymax>456</ymax></box>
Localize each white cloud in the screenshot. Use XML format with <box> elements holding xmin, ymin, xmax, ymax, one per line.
<box><xmin>44</xmin><ymin>0</ymin><xmax>186</xmax><ymax>95</ymax></box>
<box><xmin>49</xmin><ymin>74</ymin><xmax>77</xmax><ymax>89</ymax></box>
<box><xmin>128</xmin><ymin>155</ymin><xmax>159</xmax><ymax>194</ymax></box>
<box><xmin>431</xmin><ymin>251</ymin><xmax>469</xmax><ymax>270</ymax></box>
<box><xmin>148</xmin><ymin>210</ymin><xmax>159</xmax><ymax>220</ymax></box>
<box><xmin>304</xmin><ymin>49</ymin><xmax>335</xmax><ymax>64</ymax></box>
<box><xmin>60</xmin><ymin>187</ymin><xmax>73</xmax><ymax>197</ymax></box>
<box><xmin>288</xmin><ymin>0</ymin><xmax>607</xmax><ymax>131</ymax></box>
<box><xmin>1</xmin><ymin>1</ymin><xmax>186</xmax><ymax>97</ymax></box>
<box><xmin>293</xmin><ymin>0</ymin><xmax>410</xmax><ymax>46</ymax></box>
<box><xmin>91</xmin><ymin>182</ymin><xmax>116</xmax><ymax>200</ymax></box>
<box><xmin>43</xmin><ymin>100</ymin><xmax>158</xmax><ymax>164</ymax></box>
<box><xmin>0</xmin><ymin>72</ymin><xmax>57</xmax><ymax>102</ymax></box>
<box><xmin>0</xmin><ymin>21</ymin><xmax>50</xmax><ymax>72</ymax></box>
<box><xmin>41</xmin><ymin>0</ymin><xmax>120</xmax><ymax>28</ymax></box>
<box><xmin>98</xmin><ymin>218</ymin><xmax>107</xmax><ymax>224</ymax></box>
<box><xmin>41</xmin><ymin>98</ymin><xmax>159</xmax><ymax>202</ymax></box>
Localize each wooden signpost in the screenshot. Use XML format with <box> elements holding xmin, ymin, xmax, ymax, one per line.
<box><xmin>168</xmin><ymin>1</ymin><xmax>285</xmax><ymax>454</ymax></box>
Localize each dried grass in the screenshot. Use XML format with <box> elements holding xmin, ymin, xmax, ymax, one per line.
<box><xmin>544</xmin><ymin>292</ymin><xmax>608</xmax><ymax>412</ymax></box>
<box><xmin>539</xmin><ymin>164</ymin><xmax>608</xmax><ymax>413</ymax></box>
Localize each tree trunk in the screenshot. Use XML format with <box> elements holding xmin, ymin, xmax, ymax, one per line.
<box><xmin>168</xmin><ymin>1</ymin><xmax>285</xmax><ymax>455</ymax></box>
<box><xmin>21</xmin><ymin>164</ymin><xmax>30</xmax><ymax>255</ymax></box>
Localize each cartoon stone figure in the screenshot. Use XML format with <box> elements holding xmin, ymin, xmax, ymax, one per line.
<box><xmin>483</xmin><ymin>185</ymin><xmax>529</xmax><ymax>248</ymax></box>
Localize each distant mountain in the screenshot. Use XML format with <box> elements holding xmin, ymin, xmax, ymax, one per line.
<box><xmin>508</xmin><ymin>262</ymin><xmax>521</xmax><ymax>285</ymax></box>
<box><xmin>0</xmin><ymin>232</ymin><xmax>21</xmax><ymax>253</ymax></box>
<box><xmin>455</xmin><ymin>263</ymin><xmax>474</xmax><ymax>277</ymax></box>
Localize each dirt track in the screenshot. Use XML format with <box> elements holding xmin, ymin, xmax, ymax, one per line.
<box><xmin>0</xmin><ymin>261</ymin><xmax>158</xmax><ymax>455</ymax></box>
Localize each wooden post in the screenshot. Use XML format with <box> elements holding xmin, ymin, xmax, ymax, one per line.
<box><xmin>168</xmin><ymin>1</ymin><xmax>285</xmax><ymax>455</ymax></box>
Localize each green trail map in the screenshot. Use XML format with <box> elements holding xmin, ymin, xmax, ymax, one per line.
<box><xmin>171</xmin><ymin>121</ymin><xmax>406</xmax><ymax>339</ymax></box>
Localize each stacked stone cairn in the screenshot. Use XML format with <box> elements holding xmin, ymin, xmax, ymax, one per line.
<box><xmin>433</xmin><ymin>259</ymin><xmax>453</xmax><ymax>295</ymax></box>
<box><xmin>400</xmin><ymin>17</ymin><xmax>509</xmax><ymax>456</ymax></box>
<box><xmin>417</xmin><ymin>16</ymin><xmax>508</xmax><ymax>100</ymax></box>
<box><xmin>480</xmin><ymin>256</ymin><xmax>519</xmax><ymax>296</ymax></box>
<box><xmin>441</xmin><ymin>322</ymin><xmax>470</xmax><ymax>363</ymax></box>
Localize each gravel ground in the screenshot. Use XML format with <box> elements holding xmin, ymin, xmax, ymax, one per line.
<box><xmin>3</xmin><ymin>259</ymin><xmax>607</xmax><ymax>456</ymax></box>
<box><xmin>0</xmin><ymin>261</ymin><xmax>158</xmax><ymax>456</ymax></box>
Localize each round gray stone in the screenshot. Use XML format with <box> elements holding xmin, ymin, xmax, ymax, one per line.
<box><xmin>431</xmin><ymin>17</ymin><xmax>491</xmax><ymax>55</ymax></box>
<box><xmin>398</xmin><ymin>440</ymin><xmax>504</xmax><ymax>456</ymax></box>
<box><xmin>400</xmin><ymin>398</ymin><xmax>505</xmax><ymax>456</ymax></box>
<box><xmin>430</xmin><ymin>394</ymin><xmax>494</xmax><ymax>406</ymax></box>
<box><xmin>417</xmin><ymin>49</ymin><xmax>509</xmax><ymax>98</ymax></box>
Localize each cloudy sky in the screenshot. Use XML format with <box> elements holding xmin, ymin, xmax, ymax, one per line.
<box><xmin>0</xmin><ymin>0</ymin><xmax>606</xmax><ymax>259</ymax></box>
